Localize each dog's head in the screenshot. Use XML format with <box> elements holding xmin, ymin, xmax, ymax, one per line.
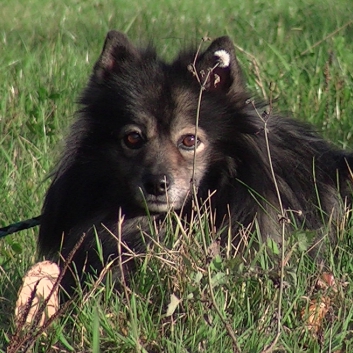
<box><xmin>78</xmin><ymin>31</ymin><xmax>249</xmax><ymax>214</ymax></box>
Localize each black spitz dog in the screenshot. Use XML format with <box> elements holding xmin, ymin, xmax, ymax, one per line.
<box><xmin>38</xmin><ymin>31</ymin><xmax>353</xmax><ymax>292</ymax></box>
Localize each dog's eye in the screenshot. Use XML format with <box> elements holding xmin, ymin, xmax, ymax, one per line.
<box><xmin>123</xmin><ymin>131</ymin><xmax>144</xmax><ymax>149</ymax></box>
<box><xmin>179</xmin><ymin>134</ymin><xmax>200</xmax><ymax>150</ymax></box>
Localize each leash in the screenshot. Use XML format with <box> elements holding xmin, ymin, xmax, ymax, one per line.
<box><xmin>0</xmin><ymin>216</ymin><xmax>41</xmax><ymax>239</ymax></box>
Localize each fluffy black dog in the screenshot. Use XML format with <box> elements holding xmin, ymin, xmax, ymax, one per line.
<box><xmin>38</xmin><ymin>31</ymin><xmax>353</xmax><ymax>292</ymax></box>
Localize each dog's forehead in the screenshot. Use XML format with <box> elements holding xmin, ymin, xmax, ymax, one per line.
<box><xmin>122</xmin><ymin>90</ymin><xmax>199</xmax><ymax>138</ymax></box>
<box><xmin>156</xmin><ymin>82</ymin><xmax>199</xmax><ymax>134</ymax></box>
<box><xmin>125</xmin><ymin>66</ymin><xmax>197</xmax><ymax>115</ymax></box>
<box><xmin>110</xmin><ymin>55</ymin><xmax>205</xmax><ymax>136</ymax></box>
<box><xmin>170</xmin><ymin>86</ymin><xmax>198</xmax><ymax>122</ymax></box>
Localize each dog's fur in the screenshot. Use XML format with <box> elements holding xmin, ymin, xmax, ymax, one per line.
<box><xmin>38</xmin><ymin>31</ymin><xmax>353</xmax><ymax>292</ymax></box>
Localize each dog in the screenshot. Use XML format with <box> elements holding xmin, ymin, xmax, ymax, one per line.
<box><xmin>38</xmin><ymin>30</ymin><xmax>353</xmax><ymax>293</ymax></box>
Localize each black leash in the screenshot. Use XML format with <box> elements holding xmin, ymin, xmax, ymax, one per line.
<box><xmin>0</xmin><ymin>215</ymin><xmax>41</xmax><ymax>239</ymax></box>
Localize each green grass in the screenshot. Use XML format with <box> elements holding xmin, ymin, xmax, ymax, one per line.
<box><xmin>1</xmin><ymin>0</ymin><xmax>353</xmax><ymax>351</ymax></box>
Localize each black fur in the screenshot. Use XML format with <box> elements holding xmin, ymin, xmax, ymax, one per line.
<box><xmin>38</xmin><ymin>31</ymin><xmax>353</xmax><ymax>292</ymax></box>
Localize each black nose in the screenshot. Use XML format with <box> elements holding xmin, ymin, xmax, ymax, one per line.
<box><xmin>143</xmin><ymin>174</ymin><xmax>170</xmax><ymax>196</ymax></box>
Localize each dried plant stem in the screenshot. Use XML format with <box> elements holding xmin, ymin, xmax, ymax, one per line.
<box><xmin>299</xmin><ymin>20</ymin><xmax>353</xmax><ymax>57</ymax></box>
<box><xmin>233</xmin><ymin>43</ymin><xmax>267</xmax><ymax>100</ymax></box>
<box><xmin>116</xmin><ymin>209</ymin><xmax>143</xmax><ymax>353</ymax></box>
<box><xmin>253</xmin><ymin>91</ymin><xmax>286</xmax><ymax>352</ymax></box>
<box><xmin>189</xmin><ymin>37</ymin><xmax>241</xmax><ymax>351</ymax></box>
<box><xmin>190</xmin><ymin>47</ymin><xmax>220</xmax><ymax>255</ymax></box>
<box><xmin>207</xmin><ymin>266</ymin><xmax>241</xmax><ymax>353</ymax></box>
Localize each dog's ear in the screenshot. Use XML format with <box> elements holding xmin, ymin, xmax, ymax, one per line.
<box><xmin>94</xmin><ymin>31</ymin><xmax>140</xmax><ymax>83</ymax></box>
<box><xmin>194</xmin><ymin>36</ymin><xmax>245</xmax><ymax>96</ymax></box>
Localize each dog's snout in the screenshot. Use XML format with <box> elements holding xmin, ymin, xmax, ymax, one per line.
<box><xmin>143</xmin><ymin>174</ymin><xmax>171</xmax><ymax>196</ymax></box>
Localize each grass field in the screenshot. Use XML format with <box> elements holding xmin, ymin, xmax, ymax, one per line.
<box><xmin>1</xmin><ymin>0</ymin><xmax>353</xmax><ymax>351</ymax></box>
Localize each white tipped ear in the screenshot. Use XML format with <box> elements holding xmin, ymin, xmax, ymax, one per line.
<box><xmin>194</xmin><ymin>36</ymin><xmax>246</xmax><ymax>96</ymax></box>
<box><xmin>214</xmin><ymin>50</ymin><xmax>231</xmax><ymax>68</ymax></box>
<box><xmin>94</xmin><ymin>30</ymin><xmax>140</xmax><ymax>83</ymax></box>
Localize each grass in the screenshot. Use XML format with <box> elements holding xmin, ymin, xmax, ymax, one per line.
<box><xmin>1</xmin><ymin>0</ymin><xmax>353</xmax><ymax>351</ymax></box>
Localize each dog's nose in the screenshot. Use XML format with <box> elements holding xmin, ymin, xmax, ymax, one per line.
<box><xmin>143</xmin><ymin>174</ymin><xmax>170</xmax><ymax>196</ymax></box>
